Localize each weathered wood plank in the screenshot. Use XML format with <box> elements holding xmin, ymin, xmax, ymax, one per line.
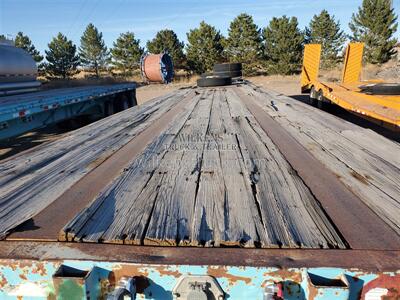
<box><xmin>122</xmin><ymin>92</ymin><xmax>207</xmax><ymax>245</ymax></box>
<box><xmin>243</xmin><ymin>84</ymin><xmax>400</xmax><ymax>235</ymax></box>
<box><xmin>0</xmin><ymin>89</ymin><xmax>190</xmax><ymax>238</ymax></box>
<box><xmin>64</xmin><ymin>90</ymin><xmax>204</xmax><ymax>243</ymax></box>
<box><xmin>143</xmin><ymin>90</ymin><xmax>213</xmax><ymax>246</ymax></box>
<box><xmin>191</xmin><ymin>89</ymin><xmax>267</xmax><ymax>247</ymax></box>
<box><xmin>63</xmin><ymin>86</ymin><xmax>346</xmax><ymax>248</ymax></box>
<box><xmin>226</xmin><ymin>88</ymin><xmax>346</xmax><ymax>248</ymax></box>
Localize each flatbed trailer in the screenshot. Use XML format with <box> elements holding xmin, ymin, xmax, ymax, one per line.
<box><xmin>0</xmin><ymin>82</ymin><xmax>399</xmax><ymax>299</ymax></box>
<box><xmin>301</xmin><ymin>43</ymin><xmax>400</xmax><ymax>131</ymax></box>
<box><xmin>0</xmin><ymin>83</ymin><xmax>137</xmax><ymax>140</ymax></box>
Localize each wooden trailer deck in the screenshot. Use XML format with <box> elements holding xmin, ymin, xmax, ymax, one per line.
<box><xmin>0</xmin><ymin>82</ymin><xmax>399</xmax><ymax>254</ymax></box>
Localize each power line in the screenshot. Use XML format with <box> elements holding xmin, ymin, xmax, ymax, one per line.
<box><xmin>66</xmin><ymin>0</ymin><xmax>90</xmax><ymax>37</ymax></box>
<box><xmin>70</xmin><ymin>0</ymin><xmax>104</xmax><ymax>41</ymax></box>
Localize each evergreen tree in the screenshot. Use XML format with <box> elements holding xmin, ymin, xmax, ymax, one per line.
<box><xmin>263</xmin><ymin>16</ymin><xmax>304</xmax><ymax>75</ymax></box>
<box><xmin>224</xmin><ymin>13</ymin><xmax>263</xmax><ymax>75</ymax></box>
<box><xmin>305</xmin><ymin>10</ymin><xmax>346</xmax><ymax>68</ymax></box>
<box><xmin>349</xmin><ymin>0</ymin><xmax>398</xmax><ymax>64</ymax></box>
<box><xmin>186</xmin><ymin>21</ymin><xmax>224</xmax><ymax>74</ymax></box>
<box><xmin>45</xmin><ymin>33</ymin><xmax>80</xmax><ymax>79</ymax></box>
<box><xmin>147</xmin><ymin>29</ymin><xmax>186</xmax><ymax>68</ymax></box>
<box><xmin>79</xmin><ymin>23</ymin><xmax>109</xmax><ymax>77</ymax></box>
<box><xmin>111</xmin><ymin>32</ymin><xmax>143</xmax><ymax>76</ymax></box>
<box><xmin>14</xmin><ymin>32</ymin><xmax>43</xmax><ymax>63</ymax></box>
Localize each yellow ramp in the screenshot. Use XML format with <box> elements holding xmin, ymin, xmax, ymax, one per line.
<box><xmin>301</xmin><ymin>44</ymin><xmax>321</xmax><ymax>90</ymax></box>
<box><xmin>342</xmin><ymin>43</ymin><xmax>364</xmax><ymax>84</ymax></box>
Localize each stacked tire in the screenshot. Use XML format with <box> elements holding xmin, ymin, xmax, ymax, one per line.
<box><xmin>197</xmin><ymin>76</ymin><xmax>232</xmax><ymax>87</ymax></box>
<box><xmin>213</xmin><ymin>63</ymin><xmax>242</xmax><ymax>78</ymax></box>
<box><xmin>197</xmin><ymin>63</ymin><xmax>242</xmax><ymax>87</ymax></box>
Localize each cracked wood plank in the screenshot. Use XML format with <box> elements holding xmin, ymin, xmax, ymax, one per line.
<box><xmin>0</xmin><ymin>89</ymin><xmax>189</xmax><ymax>238</ymax></box>
<box><xmin>191</xmin><ymin>89</ymin><xmax>267</xmax><ymax>247</ymax></box>
<box><xmin>226</xmin><ymin>88</ymin><xmax>346</xmax><ymax>248</ymax></box>
<box><xmin>64</xmin><ymin>90</ymin><xmax>205</xmax><ymax>244</ymax></box>
<box><xmin>143</xmin><ymin>90</ymin><xmax>213</xmax><ymax>246</ymax></box>
<box><xmin>244</xmin><ymin>83</ymin><xmax>400</xmax><ymax>235</ymax></box>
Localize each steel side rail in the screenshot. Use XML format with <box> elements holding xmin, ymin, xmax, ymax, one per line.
<box><xmin>0</xmin><ymin>240</ymin><xmax>399</xmax><ymax>271</ymax></box>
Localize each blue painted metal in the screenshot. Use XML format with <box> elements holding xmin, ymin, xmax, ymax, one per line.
<box><xmin>0</xmin><ymin>83</ymin><xmax>136</xmax><ymax>140</ymax></box>
<box><xmin>0</xmin><ymin>260</ymin><xmax>398</xmax><ymax>299</ymax></box>
<box><xmin>159</xmin><ymin>52</ymin><xmax>174</xmax><ymax>83</ymax></box>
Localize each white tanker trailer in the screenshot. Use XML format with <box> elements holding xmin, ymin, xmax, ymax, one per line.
<box><xmin>0</xmin><ymin>40</ymin><xmax>41</xmax><ymax>96</ymax></box>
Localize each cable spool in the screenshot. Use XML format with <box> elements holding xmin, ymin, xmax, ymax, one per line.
<box><xmin>140</xmin><ymin>52</ymin><xmax>174</xmax><ymax>83</ymax></box>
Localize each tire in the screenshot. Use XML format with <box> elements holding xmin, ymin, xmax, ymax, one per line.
<box><xmin>213</xmin><ymin>63</ymin><xmax>242</xmax><ymax>73</ymax></box>
<box><xmin>316</xmin><ymin>90</ymin><xmax>325</xmax><ymax>109</ymax></box>
<box><xmin>309</xmin><ymin>86</ymin><xmax>317</xmax><ymax>106</ymax></box>
<box><xmin>105</xmin><ymin>101</ymin><xmax>114</xmax><ymax>116</ymax></box>
<box><xmin>128</xmin><ymin>91</ymin><xmax>137</xmax><ymax>107</ymax></box>
<box><xmin>360</xmin><ymin>83</ymin><xmax>400</xmax><ymax>95</ymax></box>
<box><xmin>200</xmin><ymin>72</ymin><xmax>214</xmax><ymax>78</ymax></box>
<box><xmin>197</xmin><ymin>76</ymin><xmax>232</xmax><ymax>87</ymax></box>
<box><xmin>56</xmin><ymin>118</ymin><xmax>83</xmax><ymax>130</ymax></box>
<box><xmin>213</xmin><ymin>70</ymin><xmax>243</xmax><ymax>78</ymax></box>
<box><xmin>118</xmin><ymin>94</ymin><xmax>129</xmax><ymax>110</ymax></box>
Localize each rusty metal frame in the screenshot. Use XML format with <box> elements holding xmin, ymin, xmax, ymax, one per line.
<box><xmin>0</xmin><ymin>241</ymin><xmax>399</xmax><ymax>271</ymax></box>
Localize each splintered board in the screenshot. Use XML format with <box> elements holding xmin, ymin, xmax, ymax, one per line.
<box><xmin>243</xmin><ymin>83</ymin><xmax>400</xmax><ymax>236</ymax></box>
<box><xmin>62</xmin><ymin>87</ymin><xmax>346</xmax><ymax>249</ymax></box>
<box><xmin>0</xmin><ymin>88</ymin><xmax>191</xmax><ymax>238</ymax></box>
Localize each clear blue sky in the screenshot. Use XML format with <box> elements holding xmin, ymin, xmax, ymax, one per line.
<box><xmin>0</xmin><ymin>0</ymin><xmax>399</xmax><ymax>53</ymax></box>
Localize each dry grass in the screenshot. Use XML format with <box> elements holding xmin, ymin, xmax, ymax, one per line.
<box><xmin>37</xmin><ymin>59</ymin><xmax>398</xmax><ymax>93</ymax></box>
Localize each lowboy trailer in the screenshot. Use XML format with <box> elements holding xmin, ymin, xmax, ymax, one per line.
<box><xmin>301</xmin><ymin>43</ymin><xmax>400</xmax><ymax>131</ymax></box>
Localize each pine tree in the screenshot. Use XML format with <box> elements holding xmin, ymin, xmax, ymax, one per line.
<box><xmin>14</xmin><ymin>32</ymin><xmax>43</xmax><ymax>63</ymax></box>
<box><xmin>349</xmin><ymin>0</ymin><xmax>398</xmax><ymax>64</ymax></box>
<box><xmin>111</xmin><ymin>32</ymin><xmax>143</xmax><ymax>76</ymax></box>
<box><xmin>79</xmin><ymin>23</ymin><xmax>109</xmax><ymax>77</ymax></box>
<box><xmin>305</xmin><ymin>10</ymin><xmax>346</xmax><ymax>68</ymax></box>
<box><xmin>45</xmin><ymin>33</ymin><xmax>80</xmax><ymax>79</ymax></box>
<box><xmin>186</xmin><ymin>21</ymin><xmax>224</xmax><ymax>74</ymax></box>
<box><xmin>224</xmin><ymin>13</ymin><xmax>263</xmax><ymax>75</ymax></box>
<box><xmin>147</xmin><ymin>29</ymin><xmax>186</xmax><ymax>69</ymax></box>
<box><xmin>263</xmin><ymin>16</ymin><xmax>304</xmax><ymax>75</ymax></box>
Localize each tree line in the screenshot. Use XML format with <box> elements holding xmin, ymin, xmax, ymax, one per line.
<box><xmin>0</xmin><ymin>0</ymin><xmax>397</xmax><ymax>79</ymax></box>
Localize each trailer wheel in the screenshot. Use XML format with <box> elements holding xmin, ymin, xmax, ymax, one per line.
<box><xmin>121</xmin><ymin>95</ymin><xmax>129</xmax><ymax>110</ymax></box>
<box><xmin>105</xmin><ymin>101</ymin><xmax>114</xmax><ymax>116</ymax></box>
<box><xmin>127</xmin><ymin>91</ymin><xmax>137</xmax><ymax>107</ymax></box>
<box><xmin>316</xmin><ymin>90</ymin><xmax>325</xmax><ymax>109</ymax></box>
<box><xmin>309</xmin><ymin>86</ymin><xmax>317</xmax><ymax>106</ymax></box>
<box><xmin>113</xmin><ymin>95</ymin><xmax>130</xmax><ymax>113</ymax></box>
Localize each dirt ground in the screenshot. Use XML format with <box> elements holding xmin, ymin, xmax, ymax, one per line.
<box><xmin>136</xmin><ymin>82</ymin><xmax>193</xmax><ymax>105</ymax></box>
<box><xmin>247</xmin><ymin>75</ymin><xmax>300</xmax><ymax>96</ymax></box>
